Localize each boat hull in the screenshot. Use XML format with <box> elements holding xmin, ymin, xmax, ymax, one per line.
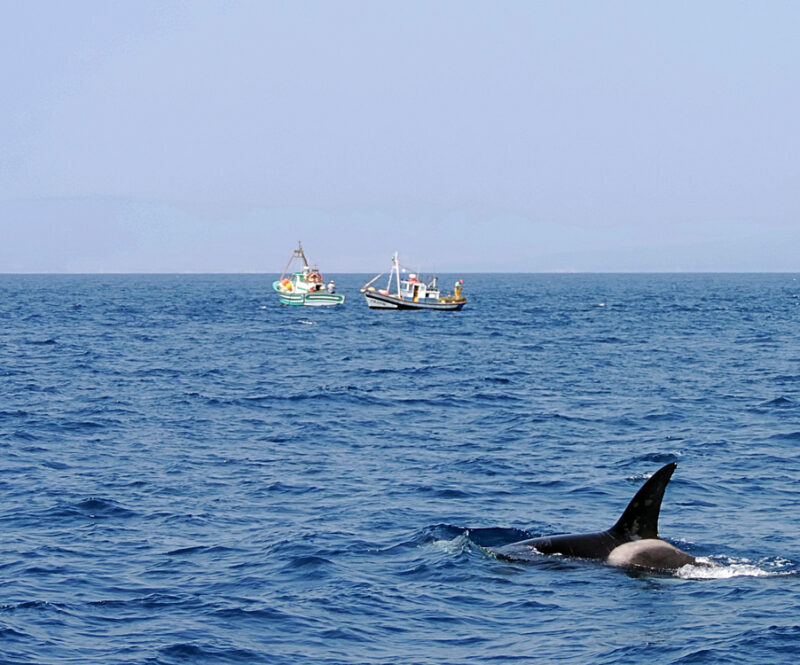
<box><xmin>278</xmin><ymin>292</ymin><xmax>345</xmax><ymax>306</ymax></box>
<box><xmin>273</xmin><ymin>282</ymin><xmax>345</xmax><ymax>306</ymax></box>
<box><xmin>363</xmin><ymin>290</ymin><xmax>466</xmax><ymax>310</ymax></box>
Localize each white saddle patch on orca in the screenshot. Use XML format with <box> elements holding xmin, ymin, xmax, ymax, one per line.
<box><xmin>607</xmin><ymin>538</ymin><xmax>696</xmax><ymax>570</ymax></box>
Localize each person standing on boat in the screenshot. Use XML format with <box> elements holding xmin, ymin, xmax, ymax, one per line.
<box><xmin>454</xmin><ymin>279</ymin><xmax>463</xmax><ymax>299</ymax></box>
<box><xmin>327</xmin><ymin>280</ymin><xmax>336</xmax><ymax>294</ymax></box>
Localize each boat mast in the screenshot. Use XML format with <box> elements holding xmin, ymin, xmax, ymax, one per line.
<box><xmin>394</xmin><ymin>252</ymin><xmax>401</xmax><ymax>296</ymax></box>
<box><xmin>386</xmin><ymin>253</ymin><xmax>396</xmax><ymax>293</ymax></box>
<box><xmin>296</xmin><ymin>241</ymin><xmax>309</xmax><ymax>270</ymax></box>
<box><xmin>280</xmin><ymin>241</ymin><xmax>308</xmax><ymax>280</ymax></box>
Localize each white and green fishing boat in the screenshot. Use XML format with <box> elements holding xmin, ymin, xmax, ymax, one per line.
<box><xmin>273</xmin><ymin>242</ymin><xmax>345</xmax><ymax>306</ymax></box>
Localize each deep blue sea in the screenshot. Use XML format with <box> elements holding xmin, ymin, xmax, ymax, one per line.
<box><xmin>1</xmin><ymin>273</ymin><xmax>799</xmax><ymax>664</ymax></box>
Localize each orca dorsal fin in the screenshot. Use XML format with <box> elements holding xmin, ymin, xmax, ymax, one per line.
<box><xmin>610</xmin><ymin>462</ymin><xmax>677</xmax><ymax>540</ymax></box>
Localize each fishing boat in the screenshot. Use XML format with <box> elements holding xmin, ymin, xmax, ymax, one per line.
<box><xmin>273</xmin><ymin>242</ymin><xmax>345</xmax><ymax>306</ymax></box>
<box><xmin>360</xmin><ymin>252</ymin><xmax>466</xmax><ymax>310</ymax></box>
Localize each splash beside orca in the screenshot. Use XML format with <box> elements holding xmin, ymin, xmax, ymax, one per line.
<box><xmin>492</xmin><ymin>461</ymin><xmax>703</xmax><ymax>571</ymax></box>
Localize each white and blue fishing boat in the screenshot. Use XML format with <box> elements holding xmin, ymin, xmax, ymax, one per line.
<box><xmin>273</xmin><ymin>242</ymin><xmax>345</xmax><ymax>306</ymax></box>
<box><xmin>361</xmin><ymin>252</ymin><xmax>466</xmax><ymax>310</ymax></box>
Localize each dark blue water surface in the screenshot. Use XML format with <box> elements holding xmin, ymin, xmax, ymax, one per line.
<box><xmin>1</xmin><ymin>273</ymin><xmax>800</xmax><ymax>664</ymax></box>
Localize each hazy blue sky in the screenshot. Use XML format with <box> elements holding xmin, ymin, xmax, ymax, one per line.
<box><xmin>2</xmin><ymin>0</ymin><xmax>798</xmax><ymax>272</ymax></box>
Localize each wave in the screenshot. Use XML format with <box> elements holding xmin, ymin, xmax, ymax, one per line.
<box><xmin>22</xmin><ymin>498</ymin><xmax>140</xmax><ymax>524</ymax></box>
<box><xmin>767</xmin><ymin>431</ymin><xmax>800</xmax><ymax>442</ymax></box>
<box><xmin>212</xmin><ymin>606</ymin><xmax>290</xmax><ymax>622</ymax></box>
<box><xmin>759</xmin><ymin>396</ymin><xmax>797</xmax><ymax>409</ymax></box>
<box><xmin>162</xmin><ymin>544</ymin><xmax>238</xmax><ymax>557</ymax></box>
<box><xmin>157</xmin><ymin>643</ymin><xmax>261</xmax><ymax>664</ymax></box>
<box><xmin>677</xmin><ymin>556</ymin><xmax>799</xmax><ymax>580</ymax></box>
<box><xmin>0</xmin><ymin>626</ymin><xmax>28</xmax><ymax>639</ymax></box>
<box><xmin>626</xmin><ymin>452</ymin><xmax>681</xmax><ymax>466</ymax></box>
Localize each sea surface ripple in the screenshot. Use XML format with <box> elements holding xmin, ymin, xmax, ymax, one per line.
<box><xmin>1</xmin><ymin>273</ymin><xmax>799</xmax><ymax>664</ymax></box>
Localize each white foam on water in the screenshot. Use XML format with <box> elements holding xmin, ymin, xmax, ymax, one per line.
<box><xmin>676</xmin><ymin>556</ymin><xmax>795</xmax><ymax>580</ymax></box>
<box><xmin>430</xmin><ymin>531</ymin><xmax>471</xmax><ymax>556</ymax></box>
<box><xmin>298</xmin><ymin>319</ymin><xmax>315</xmax><ymax>325</ymax></box>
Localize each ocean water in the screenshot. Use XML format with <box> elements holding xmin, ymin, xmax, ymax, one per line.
<box><xmin>1</xmin><ymin>273</ymin><xmax>799</xmax><ymax>664</ymax></box>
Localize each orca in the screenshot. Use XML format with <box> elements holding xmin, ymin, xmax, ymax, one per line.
<box><xmin>492</xmin><ymin>462</ymin><xmax>702</xmax><ymax>571</ymax></box>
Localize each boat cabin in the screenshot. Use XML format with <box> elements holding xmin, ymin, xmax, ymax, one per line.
<box><xmin>399</xmin><ymin>274</ymin><xmax>440</xmax><ymax>302</ymax></box>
